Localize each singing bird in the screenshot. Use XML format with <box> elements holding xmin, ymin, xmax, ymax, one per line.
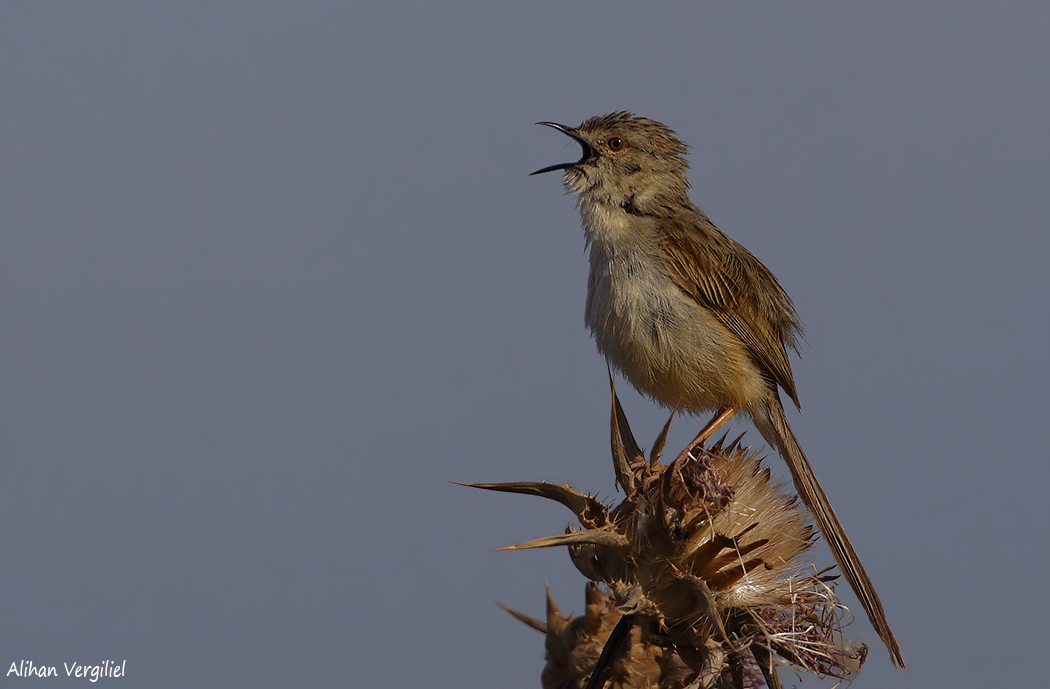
<box><xmin>532</xmin><ymin>112</ymin><xmax>903</xmax><ymax>668</ymax></box>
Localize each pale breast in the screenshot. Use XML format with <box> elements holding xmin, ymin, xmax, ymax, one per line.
<box><xmin>584</xmin><ymin>239</ymin><xmax>767</xmax><ymax>412</ymax></box>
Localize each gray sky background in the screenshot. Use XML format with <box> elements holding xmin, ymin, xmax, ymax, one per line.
<box><xmin>1</xmin><ymin>2</ymin><xmax>1047</xmax><ymax>687</ymax></box>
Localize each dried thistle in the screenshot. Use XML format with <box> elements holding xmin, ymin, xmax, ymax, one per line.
<box><xmin>502</xmin><ymin>583</ymin><xmax>693</xmax><ymax>689</ymax></box>
<box><xmin>462</xmin><ymin>382</ymin><xmax>866</xmax><ymax>688</ymax></box>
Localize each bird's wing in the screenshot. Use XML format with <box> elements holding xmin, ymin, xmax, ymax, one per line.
<box><xmin>659</xmin><ymin>214</ymin><xmax>802</xmax><ymax>408</ymax></box>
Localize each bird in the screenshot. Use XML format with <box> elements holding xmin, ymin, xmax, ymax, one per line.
<box><xmin>531</xmin><ymin>112</ymin><xmax>904</xmax><ymax>668</ymax></box>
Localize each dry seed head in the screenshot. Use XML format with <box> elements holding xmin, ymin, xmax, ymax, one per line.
<box><xmin>519</xmin><ymin>583</ymin><xmax>693</xmax><ymax>689</ymax></box>
<box><xmin>464</xmin><ymin>396</ymin><xmax>866</xmax><ymax>687</ymax></box>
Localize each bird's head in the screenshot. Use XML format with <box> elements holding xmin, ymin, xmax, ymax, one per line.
<box><xmin>532</xmin><ymin>112</ymin><xmax>691</xmax><ymax>211</ymax></box>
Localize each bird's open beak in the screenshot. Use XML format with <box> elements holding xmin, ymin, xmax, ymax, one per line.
<box><xmin>530</xmin><ymin>122</ymin><xmax>593</xmax><ymax>175</ymax></box>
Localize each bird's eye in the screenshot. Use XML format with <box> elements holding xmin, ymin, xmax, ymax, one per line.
<box><xmin>607</xmin><ymin>137</ymin><xmax>625</xmax><ymax>151</ymax></box>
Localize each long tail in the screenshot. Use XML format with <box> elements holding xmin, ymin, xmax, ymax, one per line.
<box><xmin>754</xmin><ymin>399</ymin><xmax>905</xmax><ymax>669</ymax></box>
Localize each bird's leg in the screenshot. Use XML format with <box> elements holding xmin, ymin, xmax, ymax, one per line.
<box><xmin>675</xmin><ymin>406</ymin><xmax>739</xmax><ymax>462</ymax></box>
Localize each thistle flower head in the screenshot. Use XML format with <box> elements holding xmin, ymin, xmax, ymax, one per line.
<box><xmin>464</xmin><ymin>388</ymin><xmax>866</xmax><ymax>688</ymax></box>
